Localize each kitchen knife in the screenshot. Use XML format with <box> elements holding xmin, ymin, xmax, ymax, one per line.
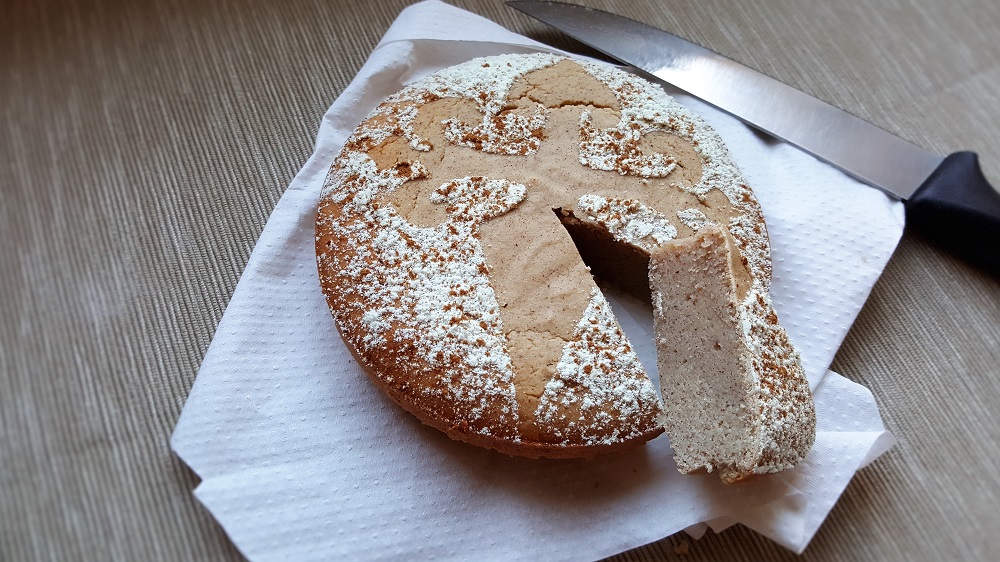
<box><xmin>508</xmin><ymin>1</ymin><xmax>1000</xmax><ymax>276</ymax></box>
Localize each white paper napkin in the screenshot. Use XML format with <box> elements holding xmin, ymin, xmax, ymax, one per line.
<box><xmin>172</xmin><ymin>1</ymin><xmax>902</xmax><ymax>558</ymax></box>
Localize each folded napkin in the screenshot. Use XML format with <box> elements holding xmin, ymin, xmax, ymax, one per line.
<box><xmin>172</xmin><ymin>1</ymin><xmax>901</xmax><ymax>558</ymax></box>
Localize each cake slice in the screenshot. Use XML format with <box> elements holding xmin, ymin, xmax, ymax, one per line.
<box><xmin>649</xmin><ymin>226</ymin><xmax>816</xmax><ymax>482</ymax></box>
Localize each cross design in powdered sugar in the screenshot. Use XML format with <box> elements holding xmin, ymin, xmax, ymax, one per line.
<box><xmin>374</xmin><ymin>57</ymin><xmax>746</xmax><ymax>442</ymax></box>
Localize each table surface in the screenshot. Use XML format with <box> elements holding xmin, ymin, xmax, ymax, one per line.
<box><xmin>3</xmin><ymin>0</ymin><xmax>999</xmax><ymax>560</ymax></box>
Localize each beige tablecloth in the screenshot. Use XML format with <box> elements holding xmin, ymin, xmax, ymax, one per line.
<box><xmin>3</xmin><ymin>1</ymin><xmax>998</xmax><ymax>560</ymax></box>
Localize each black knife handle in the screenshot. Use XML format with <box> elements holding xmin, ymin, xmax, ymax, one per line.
<box><xmin>906</xmin><ymin>152</ymin><xmax>1000</xmax><ymax>277</ymax></box>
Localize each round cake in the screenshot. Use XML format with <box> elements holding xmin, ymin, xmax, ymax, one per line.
<box><xmin>315</xmin><ymin>53</ymin><xmax>815</xmax><ymax>476</ymax></box>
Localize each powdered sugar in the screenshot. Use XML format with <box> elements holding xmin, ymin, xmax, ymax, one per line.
<box><xmin>317</xmin><ymin>153</ymin><xmax>521</xmax><ymax>436</ymax></box>
<box><xmin>426</xmin><ymin>54</ymin><xmax>561</xmax><ymax>115</ymax></box>
<box><xmin>443</xmin><ymin>107</ymin><xmax>548</xmax><ymax>156</ymax></box>
<box><xmin>676</xmin><ymin>207</ymin><xmax>715</xmax><ymax>231</ymax></box>
<box><xmin>534</xmin><ymin>289</ymin><xmax>660</xmax><ymax>445</ymax></box>
<box><xmin>353</xmin><ymin>54</ymin><xmax>562</xmax><ymax>159</ymax></box>
<box><xmin>576</xmin><ymin>194</ymin><xmax>679</xmax><ymax>252</ymax></box>
<box><xmin>429</xmin><ymin>176</ymin><xmax>527</xmax><ymax>221</ymax></box>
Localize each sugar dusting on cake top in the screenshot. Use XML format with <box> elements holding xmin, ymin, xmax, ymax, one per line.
<box><xmin>316</xmin><ymin>53</ymin><xmax>774</xmax><ymax>447</ymax></box>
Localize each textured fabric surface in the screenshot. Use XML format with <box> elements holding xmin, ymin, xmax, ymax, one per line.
<box><xmin>1</xmin><ymin>0</ymin><xmax>997</xmax><ymax>560</ymax></box>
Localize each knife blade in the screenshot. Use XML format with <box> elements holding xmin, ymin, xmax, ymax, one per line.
<box><xmin>508</xmin><ymin>1</ymin><xmax>1000</xmax><ymax>276</ymax></box>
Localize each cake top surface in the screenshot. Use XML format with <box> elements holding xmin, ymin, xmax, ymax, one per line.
<box><xmin>315</xmin><ymin>53</ymin><xmax>772</xmax><ymax>449</ymax></box>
